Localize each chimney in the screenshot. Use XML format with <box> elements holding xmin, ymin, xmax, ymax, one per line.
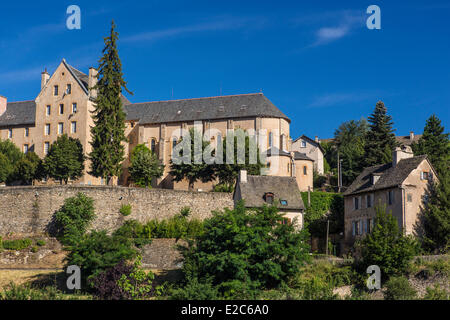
<box><xmin>88</xmin><ymin>67</ymin><xmax>98</xmax><ymax>98</ymax></box>
<box><xmin>41</xmin><ymin>69</ymin><xmax>50</xmax><ymax>89</ymax></box>
<box><xmin>315</xmin><ymin>136</ymin><xmax>319</xmax><ymax>143</ymax></box>
<box><xmin>393</xmin><ymin>145</ymin><xmax>414</xmax><ymax>167</ymax></box>
<box><xmin>239</xmin><ymin>170</ymin><xmax>247</xmax><ymax>183</ymax></box>
<box><xmin>0</xmin><ymin>95</ymin><xmax>7</xmax><ymax>117</ymax></box>
<box><xmin>410</xmin><ymin>131</ymin><xmax>414</xmax><ymax>142</ymax></box>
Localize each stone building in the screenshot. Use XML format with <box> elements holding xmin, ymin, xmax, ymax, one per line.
<box><xmin>0</xmin><ymin>59</ymin><xmax>313</xmax><ymax>191</ymax></box>
<box><xmin>233</xmin><ymin>170</ymin><xmax>305</xmax><ymax>229</ymax></box>
<box><xmin>342</xmin><ymin>145</ymin><xmax>439</xmax><ymax>252</ymax></box>
<box><xmin>291</xmin><ymin>135</ymin><xmax>324</xmax><ymax>174</ymax></box>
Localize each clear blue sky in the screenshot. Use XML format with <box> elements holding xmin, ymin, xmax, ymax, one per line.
<box><xmin>1</xmin><ymin>0</ymin><xmax>449</xmax><ymax>139</ymax></box>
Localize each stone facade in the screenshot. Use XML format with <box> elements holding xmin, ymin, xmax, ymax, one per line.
<box><xmin>0</xmin><ymin>186</ymin><xmax>234</xmax><ymax>236</ymax></box>
<box><xmin>291</xmin><ymin>135</ymin><xmax>324</xmax><ymax>174</ymax></box>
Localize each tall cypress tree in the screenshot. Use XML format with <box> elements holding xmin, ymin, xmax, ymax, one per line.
<box><xmin>89</xmin><ymin>21</ymin><xmax>132</xmax><ymax>184</ymax></box>
<box><xmin>364</xmin><ymin>101</ymin><xmax>397</xmax><ymax>167</ymax></box>
<box><xmin>412</xmin><ymin>114</ymin><xmax>450</xmax><ymax>175</ymax></box>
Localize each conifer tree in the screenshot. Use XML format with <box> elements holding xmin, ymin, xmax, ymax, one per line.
<box><xmin>89</xmin><ymin>20</ymin><xmax>132</xmax><ymax>185</ymax></box>
<box><xmin>364</xmin><ymin>101</ymin><xmax>397</xmax><ymax>167</ymax></box>
<box><xmin>412</xmin><ymin>114</ymin><xmax>450</xmax><ymax>175</ymax></box>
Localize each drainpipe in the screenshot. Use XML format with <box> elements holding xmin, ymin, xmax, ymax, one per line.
<box><xmin>399</xmin><ymin>185</ymin><xmax>406</xmax><ymax>233</ymax></box>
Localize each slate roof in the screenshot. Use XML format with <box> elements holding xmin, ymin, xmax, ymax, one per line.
<box><xmin>292</xmin><ymin>151</ymin><xmax>314</xmax><ymax>161</ymax></box>
<box><xmin>396</xmin><ymin>134</ymin><xmax>422</xmax><ymax>146</ymax></box>
<box><xmin>124</xmin><ymin>93</ymin><xmax>290</xmax><ymax>124</ymax></box>
<box><xmin>235</xmin><ymin>175</ymin><xmax>305</xmax><ymax>210</ymax></box>
<box><xmin>0</xmin><ymin>100</ymin><xmax>36</xmax><ymax>127</ymax></box>
<box><xmin>265</xmin><ymin>147</ymin><xmax>313</xmax><ymax>161</ymax></box>
<box><xmin>343</xmin><ymin>155</ymin><xmax>429</xmax><ymax>196</ymax></box>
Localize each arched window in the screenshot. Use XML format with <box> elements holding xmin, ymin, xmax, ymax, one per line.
<box><xmin>151</xmin><ymin>139</ymin><xmax>156</xmax><ymax>153</ymax></box>
<box><xmin>269</xmin><ymin>132</ymin><xmax>273</xmax><ymax>148</ymax></box>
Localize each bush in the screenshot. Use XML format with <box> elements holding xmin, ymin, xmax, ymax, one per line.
<box><xmin>384</xmin><ymin>276</ymin><xmax>417</xmax><ymax>300</ymax></box>
<box><xmin>53</xmin><ymin>193</ymin><xmax>95</xmax><ymax>246</ymax></box>
<box><xmin>91</xmin><ymin>260</ymin><xmax>134</xmax><ymax>300</ymax></box>
<box><xmin>298</xmin><ymin>276</ymin><xmax>338</xmax><ymax>300</ymax></box>
<box><xmin>1</xmin><ymin>238</ymin><xmax>32</xmax><ymax>251</ymax></box>
<box><xmin>423</xmin><ymin>284</ymin><xmax>449</xmax><ymax>300</ymax></box>
<box><xmin>0</xmin><ymin>283</ymin><xmax>65</xmax><ymax>300</ymax></box>
<box><xmin>36</xmin><ymin>239</ymin><xmax>46</xmax><ymax>247</ymax></box>
<box><xmin>113</xmin><ymin>220</ymin><xmax>152</xmax><ymax>248</ymax></box>
<box><xmin>119</xmin><ymin>204</ymin><xmax>132</xmax><ymax>216</ymax></box>
<box><xmin>213</xmin><ymin>184</ymin><xmax>234</xmax><ymax>193</ymax></box>
<box><xmin>169</xmin><ymin>277</ymin><xmax>219</xmax><ymax>300</ymax></box>
<box><xmin>117</xmin><ymin>256</ymin><xmax>156</xmax><ymax>300</ymax></box>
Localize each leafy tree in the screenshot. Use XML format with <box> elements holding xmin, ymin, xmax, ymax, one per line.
<box><xmin>117</xmin><ymin>256</ymin><xmax>156</xmax><ymax>300</ymax></box>
<box><xmin>53</xmin><ymin>193</ymin><xmax>96</xmax><ymax>246</ymax></box>
<box><xmin>334</xmin><ymin>119</ymin><xmax>368</xmax><ymax>186</ymax></box>
<box><xmin>420</xmin><ymin>166</ymin><xmax>450</xmax><ymax>253</ymax></box>
<box><xmin>412</xmin><ymin>114</ymin><xmax>450</xmax><ymax>176</ymax></box>
<box><xmin>128</xmin><ymin>144</ymin><xmax>164</xmax><ymax>188</ymax></box>
<box><xmin>0</xmin><ymin>139</ymin><xmax>23</xmax><ymax>184</ymax></box>
<box><xmin>89</xmin><ymin>20</ymin><xmax>132</xmax><ymax>185</ymax></box>
<box><xmin>214</xmin><ymin>129</ymin><xmax>264</xmax><ymax>188</ymax></box>
<box><xmin>364</xmin><ymin>101</ymin><xmax>397</xmax><ymax>167</ymax></box>
<box><xmin>355</xmin><ymin>204</ymin><xmax>417</xmax><ymax>279</ymax></box>
<box><xmin>180</xmin><ymin>202</ymin><xmax>311</xmax><ymax>294</ymax></box>
<box><xmin>169</xmin><ymin>128</ymin><xmax>215</xmax><ymax>191</ymax></box>
<box><xmin>0</xmin><ymin>153</ymin><xmax>13</xmax><ymax>183</ymax></box>
<box><xmin>42</xmin><ymin>134</ymin><xmax>85</xmax><ymax>184</ymax></box>
<box><xmin>12</xmin><ymin>152</ymin><xmax>42</xmax><ymax>185</ymax></box>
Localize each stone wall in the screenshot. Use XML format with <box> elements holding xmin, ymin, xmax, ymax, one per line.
<box><xmin>0</xmin><ymin>186</ymin><xmax>234</xmax><ymax>235</ymax></box>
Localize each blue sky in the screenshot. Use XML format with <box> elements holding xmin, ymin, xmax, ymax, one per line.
<box><xmin>1</xmin><ymin>0</ymin><xmax>449</xmax><ymax>139</ymax></box>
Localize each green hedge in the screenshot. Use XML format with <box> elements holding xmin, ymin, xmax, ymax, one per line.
<box><xmin>1</xmin><ymin>238</ymin><xmax>33</xmax><ymax>251</ymax></box>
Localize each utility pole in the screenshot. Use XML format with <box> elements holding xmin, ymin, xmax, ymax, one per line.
<box><xmin>325</xmin><ymin>219</ymin><xmax>330</xmax><ymax>256</ymax></box>
<box><xmin>337</xmin><ymin>151</ymin><xmax>341</xmax><ymax>193</ymax></box>
<box><xmin>307</xmin><ymin>186</ymin><xmax>311</xmax><ymax>207</ymax></box>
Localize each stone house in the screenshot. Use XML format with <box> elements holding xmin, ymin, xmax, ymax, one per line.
<box><xmin>342</xmin><ymin>145</ymin><xmax>439</xmax><ymax>252</ymax></box>
<box><xmin>233</xmin><ymin>170</ymin><xmax>305</xmax><ymax>229</ymax></box>
<box><xmin>0</xmin><ymin>59</ymin><xmax>313</xmax><ymax>191</ymax></box>
<box><xmin>291</xmin><ymin>135</ymin><xmax>325</xmax><ymax>174</ymax></box>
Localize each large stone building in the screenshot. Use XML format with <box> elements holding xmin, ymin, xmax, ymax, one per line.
<box><xmin>0</xmin><ymin>59</ymin><xmax>313</xmax><ymax>191</ymax></box>
<box><xmin>342</xmin><ymin>145</ymin><xmax>438</xmax><ymax>252</ymax></box>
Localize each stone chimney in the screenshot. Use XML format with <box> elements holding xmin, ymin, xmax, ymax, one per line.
<box><xmin>410</xmin><ymin>131</ymin><xmax>415</xmax><ymax>142</ymax></box>
<box><xmin>88</xmin><ymin>67</ymin><xmax>98</xmax><ymax>98</ymax></box>
<box><xmin>239</xmin><ymin>170</ymin><xmax>247</xmax><ymax>183</ymax></box>
<box><xmin>0</xmin><ymin>95</ymin><xmax>7</xmax><ymax>117</ymax></box>
<box><xmin>315</xmin><ymin>136</ymin><xmax>319</xmax><ymax>143</ymax></box>
<box><xmin>41</xmin><ymin>69</ymin><xmax>50</xmax><ymax>89</ymax></box>
<box><xmin>393</xmin><ymin>145</ymin><xmax>414</xmax><ymax>167</ymax></box>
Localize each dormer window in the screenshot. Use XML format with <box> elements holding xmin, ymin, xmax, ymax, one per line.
<box><xmin>420</xmin><ymin>171</ymin><xmax>429</xmax><ymax>180</ymax></box>
<box><xmin>264</xmin><ymin>192</ymin><xmax>274</xmax><ymax>204</ymax></box>
<box><xmin>371</xmin><ymin>174</ymin><xmax>381</xmax><ymax>185</ymax></box>
<box><xmin>280</xmin><ymin>200</ymin><xmax>288</xmax><ymax>206</ymax></box>
<box><xmin>301</xmin><ymin>141</ymin><xmax>306</xmax><ymax>148</ymax></box>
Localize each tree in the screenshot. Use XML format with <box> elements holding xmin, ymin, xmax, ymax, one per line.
<box><xmin>364</xmin><ymin>101</ymin><xmax>397</xmax><ymax>168</ymax></box>
<box><xmin>214</xmin><ymin>130</ymin><xmax>264</xmax><ymax>188</ymax></box>
<box><xmin>0</xmin><ymin>153</ymin><xmax>13</xmax><ymax>184</ymax></box>
<box><xmin>355</xmin><ymin>204</ymin><xmax>417</xmax><ymax>279</ymax></box>
<box><xmin>128</xmin><ymin>144</ymin><xmax>164</xmax><ymax>188</ymax></box>
<box><xmin>180</xmin><ymin>202</ymin><xmax>311</xmax><ymax>294</ymax></box>
<box><xmin>420</xmin><ymin>165</ymin><xmax>450</xmax><ymax>253</ymax></box>
<box><xmin>0</xmin><ymin>139</ymin><xmax>23</xmax><ymax>184</ymax></box>
<box><xmin>334</xmin><ymin>119</ymin><xmax>368</xmax><ymax>186</ymax></box>
<box><xmin>42</xmin><ymin>134</ymin><xmax>85</xmax><ymax>184</ymax></box>
<box><xmin>89</xmin><ymin>20</ymin><xmax>132</xmax><ymax>185</ymax></box>
<box><xmin>12</xmin><ymin>152</ymin><xmax>42</xmax><ymax>185</ymax></box>
<box><xmin>169</xmin><ymin>128</ymin><xmax>216</xmax><ymax>191</ymax></box>
<box><xmin>412</xmin><ymin>114</ymin><xmax>450</xmax><ymax>176</ymax></box>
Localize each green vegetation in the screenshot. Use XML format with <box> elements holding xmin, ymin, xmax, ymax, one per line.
<box><xmin>129</xmin><ymin>144</ymin><xmax>164</xmax><ymax>188</ymax></box>
<box><xmin>1</xmin><ymin>238</ymin><xmax>32</xmax><ymax>251</ymax></box>
<box><xmin>383</xmin><ymin>276</ymin><xmax>417</xmax><ymax>300</ymax></box>
<box><xmin>119</xmin><ymin>204</ymin><xmax>132</xmax><ymax>216</ymax></box>
<box><xmin>423</xmin><ymin>284</ymin><xmax>449</xmax><ymax>300</ymax></box>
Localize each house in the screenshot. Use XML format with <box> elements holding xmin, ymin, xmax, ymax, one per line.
<box><xmin>233</xmin><ymin>170</ymin><xmax>306</xmax><ymax>229</ymax></box>
<box><xmin>0</xmin><ymin>59</ymin><xmax>313</xmax><ymax>191</ymax></box>
<box><xmin>291</xmin><ymin>135</ymin><xmax>324</xmax><ymax>174</ymax></box>
<box><xmin>342</xmin><ymin>145</ymin><xmax>438</xmax><ymax>252</ymax></box>
<box><xmin>396</xmin><ymin>131</ymin><xmax>422</xmax><ymax>146</ymax></box>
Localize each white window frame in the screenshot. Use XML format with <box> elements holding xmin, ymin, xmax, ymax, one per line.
<box><xmin>44</xmin><ymin>142</ymin><xmax>50</xmax><ymax>155</ymax></box>
<box><xmin>8</xmin><ymin>128</ymin><xmax>12</xmax><ymax>139</ymax></box>
<box><xmin>71</xmin><ymin>121</ymin><xmax>77</xmax><ymax>134</ymax></box>
<box><xmin>58</xmin><ymin>123</ymin><xmax>64</xmax><ymax>135</ymax></box>
<box><xmin>46</xmin><ymin>105</ymin><xmax>51</xmax><ymax>116</ymax></box>
<box><xmin>72</xmin><ymin>103</ymin><xmax>77</xmax><ymax>113</ymax></box>
<box><xmin>45</xmin><ymin>124</ymin><xmax>50</xmax><ymax>136</ymax></box>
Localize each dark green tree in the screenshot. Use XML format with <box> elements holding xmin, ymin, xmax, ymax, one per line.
<box><xmin>364</xmin><ymin>101</ymin><xmax>398</xmax><ymax>167</ymax></box>
<box><xmin>169</xmin><ymin>128</ymin><xmax>215</xmax><ymax>191</ymax></box>
<box><xmin>0</xmin><ymin>139</ymin><xmax>23</xmax><ymax>184</ymax></box>
<box><xmin>42</xmin><ymin>134</ymin><xmax>85</xmax><ymax>184</ymax></box>
<box><xmin>214</xmin><ymin>129</ymin><xmax>264</xmax><ymax>188</ymax></box>
<box><xmin>0</xmin><ymin>153</ymin><xmax>13</xmax><ymax>184</ymax></box>
<box><xmin>356</xmin><ymin>204</ymin><xmax>417</xmax><ymax>279</ymax></box>
<box><xmin>420</xmin><ymin>164</ymin><xmax>450</xmax><ymax>253</ymax></box>
<box><xmin>12</xmin><ymin>152</ymin><xmax>42</xmax><ymax>185</ymax></box>
<box><xmin>128</xmin><ymin>144</ymin><xmax>164</xmax><ymax>188</ymax></box>
<box><xmin>89</xmin><ymin>20</ymin><xmax>132</xmax><ymax>185</ymax></box>
<box><xmin>412</xmin><ymin>114</ymin><xmax>450</xmax><ymax>176</ymax></box>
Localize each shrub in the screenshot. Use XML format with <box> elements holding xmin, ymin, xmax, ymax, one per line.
<box><xmin>113</xmin><ymin>220</ymin><xmax>152</xmax><ymax>247</ymax></box>
<box><xmin>53</xmin><ymin>193</ymin><xmax>95</xmax><ymax>246</ymax></box>
<box><xmin>384</xmin><ymin>276</ymin><xmax>417</xmax><ymax>300</ymax></box>
<box><xmin>31</xmin><ymin>246</ymin><xmax>38</xmax><ymax>253</ymax></box>
<box><xmin>117</xmin><ymin>256</ymin><xmax>156</xmax><ymax>300</ymax></box>
<box><xmin>36</xmin><ymin>239</ymin><xmax>46</xmax><ymax>247</ymax></box>
<box><xmin>91</xmin><ymin>260</ymin><xmax>134</xmax><ymax>300</ymax></box>
<box><xmin>423</xmin><ymin>284</ymin><xmax>449</xmax><ymax>300</ymax></box>
<box><xmin>0</xmin><ymin>283</ymin><xmax>64</xmax><ymax>300</ymax></box>
<box><xmin>169</xmin><ymin>277</ymin><xmax>219</xmax><ymax>300</ymax></box>
<box><xmin>1</xmin><ymin>238</ymin><xmax>32</xmax><ymax>251</ymax></box>
<box><xmin>213</xmin><ymin>184</ymin><xmax>234</xmax><ymax>193</ymax></box>
<box><xmin>299</xmin><ymin>276</ymin><xmax>338</xmax><ymax>300</ymax></box>
<box><xmin>119</xmin><ymin>204</ymin><xmax>132</xmax><ymax>216</ymax></box>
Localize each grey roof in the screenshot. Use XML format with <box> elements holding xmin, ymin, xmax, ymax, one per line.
<box><xmin>396</xmin><ymin>134</ymin><xmax>422</xmax><ymax>146</ymax></box>
<box><xmin>265</xmin><ymin>147</ymin><xmax>313</xmax><ymax>161</ymax></box>
<box><xmin>235</xmin><ymin>175</ymin><xmax>305</xmax><ymax>210</ymax></box>
<box><xmin>343</xmin><ymin>155</ymin><xmax>429</xmax><ymax>196</ymax></box>
<box><xmin>292</xmin><ymin>151</ymin><xmax>313</xmax><ymax>161</ymax></box>
<box><xmin>0</xmin><ymin>100</ymin><xmax>36</xmax><ymax>127</ymax></box>
<box><xmin>124</xmin><ymin>93</ymin><xmax>290</xmax><ymax>124</ymax></box>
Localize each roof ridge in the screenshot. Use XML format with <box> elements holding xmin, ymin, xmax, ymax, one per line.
<box><xmin>128</xmin><ymin>93</ymin><xmax>264</xmax><ymax>105</ymax></box>
<box><xmin>7</xmin><ymin>100</ymin><xmax>35</xmax><ymax>104</ymax></box>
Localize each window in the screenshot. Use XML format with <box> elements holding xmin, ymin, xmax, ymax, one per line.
<box><xmin>421</xmin><ymin>171</ymin><xmax>429</xmax><ymax>180</ymax></box>
<box><xmin>72</xmin><ymin>103</ymin><xmax>77</xmax><ymax>113</ymax></box>
<box><xmin>172</xmin><ymin>138</ymin><xmax>177</xmax><ymax>149</ymax></box>
<box><xmin>44</xmin><ymin>142</ymin><xmax>50</xmax><ymax>155</ymax></box>
<box><xmin>151</xmin><ymin>139</ymin><xmax>156</xmax><ymax>153</ymax></box>
<box><xmin>8</xmin><ymin>128</ymin><xmax>12</xmax><ymax>139</ymax></box>
<box><xmin>217</xmin><ymin>133</ymin><xmax>222</xmax><ymax>147</ymax></box>
<box><xmin>367</xmin><ymin>218</ymin><xmax>373</xmax><ymax>233</ymax></box>
<box><xmin>407</xmin><ymin>193</ymin><xmax>413</xmax><ymax>202</ymax></box>
<box><xmin>354</xmin><ymin>197</ymin><xmax>360</xmax><ymax>210</ymax></box>
<box><xmin>264</xmin><ymin>192</ymin><xmax>274</xmax><ymax>204</ymax></box>
<box><xmin>303</xmin><ymin>166</ymin><xmax>307</xmax><ymax>175</ymax></box>
<box><xmin>366</xmin><ymin>194</ymin><xmax>373</xmax><ymax>208</ymax></box>
<box><xmin>24</xmin><ymin>127</ymin><xmax>29</xmax><ymax>137</ymax></box>
<box><xmin>59</xmin><ymin>104</ymin><xmax>64</xmax><ymax>115</ymax></box>
<box><xmin>45</xmin><ymin>124</ymin><xmax>50</xmax><ymax>135</ymax></box>
<box><xmin>268</xmin><ymin>132</ymin><xmax>273</xmax><ymax>148</ymax></box>
<box><xmin>71</xmin><ymin>121</ymin><xmax>77</xmax><ymax>133</ymax></box>
<box><xmin>58</xmin><ymin>123</ymin><xmax>63</xmax><ymax>135</ymax></box>
<box><xmin>280</xmin><ymin>200</ymin><xmax>288</xmax><ymax>206</ymax></box>
<box><xmin>301</xmin><ymin>141</ymin><xmax>306</xmax><ymax>148</ymax></box>
<box><xmin>66</xmin><ymin>84</ymin><xmax>71</xmax><ymax>94</ymax></box>
<box><xmin>267</xmin><ymin>162</ymin><xmax>271</xmax><ymax>168</ymax></box>
<box><xmin>355</xmin><ymin>220</ymin><xmax>360</xmax><ymax>235</ymax></box>
<box><xmin>23</xmin><ymin>144</ymin><xmax>29</xmax><ymax>154</ymax></box>
<box><xmin>287</xmin><ymin>163</ymin><xmax>290</xmax><ymax>173</ymax></box>
<box><xmin>388</xmin><ymin>190</ymin><xmax>395</xmax><ymax>205</ymax></box>
<box><xmin>54</xmin><ymin>85</ymin><xmax>58</xmax><ymax>95</ymax></box>
<box><xmin>363</xmin><ymin>220</ymin><xmax>368</xmax><ymax>234</ymax></box>
<box><xmin>352</xmin><ymin>221</ymin><xmax>356</xmax><ymax>237</ymax></box>
<box><xmin>46</xmin><ymin>105</ymin><xmax>51</xmax><ymax>116</ymax></box>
